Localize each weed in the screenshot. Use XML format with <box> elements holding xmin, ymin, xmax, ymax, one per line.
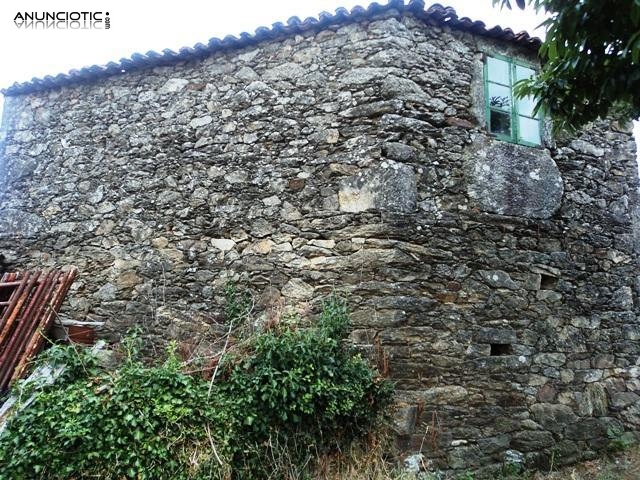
<box><xmin>456</xmin><ymin>471</ymin><xmax>475</xmax><ymax>480</ymax></box>
<box><xmin>500</xmin><ymin>461</ymin><xmax>524</xmax><ymax>478</ymax></box>
<box><xmin>607</xmin><ymin>426</ymin><xmax>636</xmax><ymax>453</ymax></box>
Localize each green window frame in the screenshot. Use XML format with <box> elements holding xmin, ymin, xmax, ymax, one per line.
<box><xmin>484</xmin><ymin>54</ymin><xmax>542</xmax><ymax>147</ymax></box>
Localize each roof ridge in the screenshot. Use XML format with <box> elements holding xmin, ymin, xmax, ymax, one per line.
<box><xmin>1</xmin><ymin>0</ymin><xmax>541</xmax><ymax>96</ymax></box>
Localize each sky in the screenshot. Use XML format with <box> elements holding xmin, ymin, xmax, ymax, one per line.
<box><xmin>0</xmin><ymin>0</ymin><xmax>638</xmax><ymax>152</ymax></box>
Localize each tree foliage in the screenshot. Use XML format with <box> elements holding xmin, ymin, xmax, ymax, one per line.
<box><xmin>495</xmin><ymin>0</ymin><xmax>640</xmax><ymax>131</ymax></box>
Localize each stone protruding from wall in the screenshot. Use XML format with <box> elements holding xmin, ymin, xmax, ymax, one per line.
<box><xmin>338</xmin><ymin>160</ymin><xmax>417</xmax><ymax>213</ymax></box>
<box><xmin>465</xmin><ymin>141</ymin><xmax>564</xmax><ymax>219</ymax></box>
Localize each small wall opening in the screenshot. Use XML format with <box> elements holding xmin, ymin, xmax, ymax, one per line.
<box><xmin>540</xmin><ymin>274</ymin><xmax>558</xmax><ymax>290</ymax></box>
<box><xmin>490</xmin><ymin>343</ymin><xmax>512</xmax><ymax>356</ymax></box>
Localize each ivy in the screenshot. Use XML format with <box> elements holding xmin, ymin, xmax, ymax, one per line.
<box><xmin>0</xmin><ymin>294</ymin><xmax>391</xmax><ymax>479</ymax></box>
<box><xmin>0</xmin><ymin>340</ymin><xmax>216</xmax><ymax>479</ymax></box>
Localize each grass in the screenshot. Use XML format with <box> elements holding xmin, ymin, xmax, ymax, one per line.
<box><xmin>306</xmin><ymin>444</ymin><xmax>640</xmax><ymax>480</ymax></box>
<box><xmin>535</xmin><ymin>446</ymin><xmax>640</xmax><ymax>480</ymax></box>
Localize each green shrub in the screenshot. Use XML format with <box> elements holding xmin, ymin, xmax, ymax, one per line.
<box><xmin>0</xmin><ymin>341</ymin><xmax>220</xmax><ymax>480</ymax></box>
<box><xmin>0</xmin><ymin>294</ymin><xmax>391</xmax><ymax>479</ymax></box>
<box><xmin>219</xmin><ymin>296</ymin><xmax>393</xmax><ymax>476</ymax></box>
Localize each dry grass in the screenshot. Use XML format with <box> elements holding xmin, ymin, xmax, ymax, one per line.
<box><xmin>311</xmin><ymin>431</ymin><xmax>409</xmax><ymax>480</ymax></box>
<box><xmin>533</xmin><ymin>447</ymin><xmax>640</xmax><ymax>480</ymax></box>
<box><xmin>255</xmin><ymin>427</ymin><xmax>640</xmax><ymax>480</ymax></box>
<box><xmin>310</xmin><ymin>444</ymin><xmax>640</xmax><ymax>480</ymax></box>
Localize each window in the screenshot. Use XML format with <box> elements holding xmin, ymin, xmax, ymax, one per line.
<box><xmin>484</xmin><ymin>55</ymin><xmax>542</xmax><ymax>146</ymax></box>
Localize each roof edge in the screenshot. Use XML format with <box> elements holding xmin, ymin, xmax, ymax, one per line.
<box><xmin>1</xmin><ymin>0</ymin><xmax>541</xmax><ymax>97</ymax></box>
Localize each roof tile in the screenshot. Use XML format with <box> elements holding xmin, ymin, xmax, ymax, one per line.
<box><xmin>2</xmin><ymin>1</ymin><xmax>541</xmax><ymax>96</ymax></box>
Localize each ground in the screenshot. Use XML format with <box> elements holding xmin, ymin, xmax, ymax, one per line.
<box><xmin>532</xmin><ymin>447</ymin><xmax>640</xmax><ymax>480</ymax></box>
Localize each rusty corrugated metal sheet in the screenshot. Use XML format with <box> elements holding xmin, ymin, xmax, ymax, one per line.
<box><xmin>0</xmin><ymin>268</ymin><xmax>77</xmax><ymax>395</ymax></box>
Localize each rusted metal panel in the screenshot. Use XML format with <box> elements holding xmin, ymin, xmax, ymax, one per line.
<box><xmin>0</xmin><ymin>268</ymin><xmax>77</xmax><ymax>395</ymax></box>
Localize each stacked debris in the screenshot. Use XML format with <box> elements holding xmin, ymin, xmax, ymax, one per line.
<box><xmin>0</xmin><ymin>269</ymin><xmax>77</xmax><ymax>395</ymax></box>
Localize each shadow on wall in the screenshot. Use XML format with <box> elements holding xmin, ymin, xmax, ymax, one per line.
<box><xmin>0</xmin><ymin>255</ymin><xmax>9</xmax><ymax>275</ymax></box>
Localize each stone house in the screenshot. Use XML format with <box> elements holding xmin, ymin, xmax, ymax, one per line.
<box><xmin>0</xmin><ymin>0</ymin><xmax>639</xmax><ymax>474</ymax></box>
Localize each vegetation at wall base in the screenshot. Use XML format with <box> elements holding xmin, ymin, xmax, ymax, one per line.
<box><xmin>0</xmin><ymin>294</ymin><xmax>392</xmax><ymax>480</ymax></box>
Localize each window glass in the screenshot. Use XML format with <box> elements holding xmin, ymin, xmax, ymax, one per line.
<box><xmin>487</xmin><ymin>57</ymin><xmax>511</xmax><ymax>84</ymax></box>
<box><xmin>486</xmin><ymin>56</ymin><xmax>541</xmax><ymax>146</ymax></box>
<box><xmin>488</xmin><ymin>83</ymin><xmax>512</xmax><ymax>111</ymax></box>
<box><xmin>516</xmin><ymin>95</ymin><xmax>537</xmax><ymax>117</ymax></box>
<box><xmin>491</xmin><ymin>110</ymin><xmax>512</xmax><ymax>136</ymax></box>
<box><xmin>515</xmin><ymin>65</ymin><xmax>535</xmax><ymax>81</ymax></box>
<box><xmin>518</xmin><ymin>116</ymin><xmax>541</xmax><ymax>145</ymax></box>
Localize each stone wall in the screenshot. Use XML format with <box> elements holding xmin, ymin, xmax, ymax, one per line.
<box><xmin>1</xmin><ymin>9</ymin><xmax>639</xmax><ymax>475</ymax></box>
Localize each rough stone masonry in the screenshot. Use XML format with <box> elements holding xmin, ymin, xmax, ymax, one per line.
<box><xmin>0</xmin><ymin>2</ymin><xmax>639</xmax><ymax>475</ymax></box>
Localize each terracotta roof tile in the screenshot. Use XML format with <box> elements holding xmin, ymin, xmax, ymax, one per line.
<box><xmin>1</xmin><ymin>0</ymin><xmax>541</xmax><ymax>96</ymax></box>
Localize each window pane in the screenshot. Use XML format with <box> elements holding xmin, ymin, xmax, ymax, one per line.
<box><xmin>490</xmin><ymin>110</ymin><xmax>511</xmax><ymax>136</ymax></box>
<box><xmin>518</xmin><ymin>116</ymin><xmax>541</xmax><ymax>144</ymax></box>
<box><xmin>488</xmin><ymin>82</ymin><xmax>511</xmax><ymax>111</ymax></box>
<box><xmin>517</xmin><ymin>94</ymin><xmax>537</xmax><ymax>117</ymax></box>
<box><xmin>487</xmin><ymin>57</ymin><xmax>511</xmax><ymax>85</ymax></box>
<box><xmin>515</xmin><ymin>65</ymin><xmax>535</xmax><ymax>81</ymax></box>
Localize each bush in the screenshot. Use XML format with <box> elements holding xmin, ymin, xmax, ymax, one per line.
<box><xmin>0</xmin><ymin>295</ymin><xmax>392</xmax><ymax>479</ymax></box>
<box><xmin>219</xmin><ymin>296</ymin><xmax>393</xmax><ymax>476</ymax></box>
<box><xmin>0</xmin><ymin>340</ymin><xmax>219</xmax><ymax>479</ymax></box>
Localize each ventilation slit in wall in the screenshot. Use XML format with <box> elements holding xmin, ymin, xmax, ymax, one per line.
<box><xmin>540</xmin><ymin>274</ymin><xmax>558</xmax><ymax>290</ymax></box>
<box><xmin>490</xmin><ymin>343</ymin><xmax>512</xmax><ymax>356</ymax></box>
